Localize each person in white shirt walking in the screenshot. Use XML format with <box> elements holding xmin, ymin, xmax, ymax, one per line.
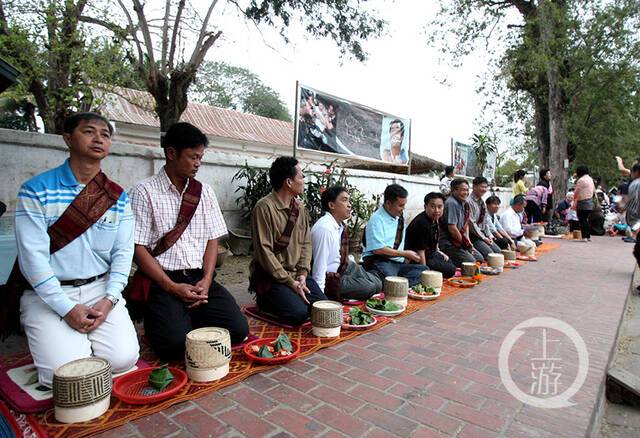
<box><xmin>311</xmin><ymin>186</ymin><xmax>382</xmax><ymax>300</ymax></box>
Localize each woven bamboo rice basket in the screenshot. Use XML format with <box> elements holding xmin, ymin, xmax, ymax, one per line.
<box><xmin>384</xmin><ymin>276</ymin><xmax>409</xmax><ymax>307</ymax></box>
<box><xmin>311</xmin><ymin>300</ymin><xmax>343</xmax><ymax>337</ymax></box>
<box><xmin>53</xmin><ymin>357</ymin><xmax>112</xmax><ymax>423</ymax></box>
<box><xmin>420</xmin><ymin>270</ymin><xmax>443</xmax><ymax>291</ymax></box>
<box><xmin>185</xmin><ymin>327</ymin><xmax>231</xmax><ymax>382</ymax></box>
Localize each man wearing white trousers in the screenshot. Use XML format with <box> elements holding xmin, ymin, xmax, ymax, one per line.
<box><xmin>14</xmin><ymin>112</ymin><xmax>139</xmax><ymax>386</ymax></box>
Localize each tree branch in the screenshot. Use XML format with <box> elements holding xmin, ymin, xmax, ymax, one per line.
<box><xmin>188</xmin><ymin>0</ymin><xmax>219</xmax><ymax>66</ymax></box>
<box><xmin>160</xmin><ymin>0</ymin><xmax>171</xmax><ymax>73</ymax></box>
<box><xmin>79</xmin><ymin>15</ymin><xmax>133</xmax><ymax>39</ymax></box>
<box><xmin>188</xmin><ymin>30</ymin><xmax>222</xmax><ymax>70</ymax></box>
<box><xmin>115</xmin><ymin>0</ymin><xmax>145</xmax><ymax>74</ymax></box>
<box><xmin>168</xmin><ymin>0</ymin><xmax>186</xmax><ymax>69</ymax></box>
<box><xmin>131</xmin><ymin>0</ymin><xmax>156</xmax><ymax>67</ymax></box>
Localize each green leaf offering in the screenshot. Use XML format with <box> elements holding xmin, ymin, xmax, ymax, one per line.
<box><xmin>366</xmin><ymin>298</ymin><xmax>401</xmax><ymax>311</ymax></box>
<box><xmin>274</xmin><ymin>332</ymin><xmax>293</xmax><ymax>352</ymax></box>
<box><xmin>348</xmin><ymin>307</ymin><xmax>374</xmax><ymax>325</ymax></box>
<box><xmin>257</xmin><ymin>344</ymin><xmax>274</xmax><ymax>358</ymax></box>
<box><xmin>148</xmin><ymin>365</ymin><xmax>174</xmax><ymax>391</ymax></box>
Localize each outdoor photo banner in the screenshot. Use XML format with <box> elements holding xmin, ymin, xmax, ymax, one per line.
<box><xmin>452</xmin><ymin>139</ymin><xmax>497</xmax><ymax>181</ymax></box>
<box><xmin>296</xmin><ymin>83</ymin><xmax>411</xmax><ymax>165</ymax></box>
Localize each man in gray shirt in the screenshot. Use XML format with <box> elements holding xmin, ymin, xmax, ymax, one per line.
<box><xmin>439</xmin><ymin>179</ymin><xmax>483</xmax><ymax>267</ymax></box>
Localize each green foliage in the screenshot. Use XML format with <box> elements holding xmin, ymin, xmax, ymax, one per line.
<box><xmin>232</xmin><ymin>160</ymin><xmax>380</xmax><ymax>239</ymax></box>
<box><xmin>471</xmin><ymin>132</ymin><xmax>497</xmax><ymax>176</ymax></box>
<box><xmin>0</xmin><ymin>96</ymin><xmax>36</xmax><ymax>131</ymax></box>
<box><xmin>192</xmin><ymin>61</ymin><xmax>290</xmax><ymax>121</ymax></box>
<box><xmin>495</xmin><ymin>158</ymin><xmax>521</xmax><ymax>187</ymax></box>
<box><xmin>303</xmin><ymin>160</ymin><xmax>350</xmax><ymax>225</ymax></box>
<box><xmin>231</xmin><ymin>161</ymin><xmax>272</xmax><ymax>226</ymax></box>
<box><xmin>243</xmin><ymin>0</ymin><xmax>385</xmax><ymax>62</ymax></box>
<box><xmin>347</xmin><ymin>190</ymin><xmax>380</xmax><ymax>241</ymax></box>
<box><xmin>87</xmin><ymin>0</ymin><xmax>384</xmax><ymax>132</ymax></box>
<box><xmin>429</xmin><ymin>0</ymin><xmax>640</xmax><ymax>190</ymax></box>
<box><xmin>303</xmin><ymin>161</ymin><xmax>380</xmax><ymax>239</ymax></box>
<box><xmin>0</xmin><ymin>1</ymin><xmax>142</xmax><ymax>133</ymax></box>
<box><xmin>257</xmin><ymin>344</ymin><xmax>274</xmax><ymax>358</ymax></box>
<box><xmin>365</xmin><ymin>298</ymin><xmax>401</xmax><ymax>311</ymax></box>
<box><xmin>347</xmin><ymin>307</ymin><xmax>374</xmax><ymax>325</ymax></box>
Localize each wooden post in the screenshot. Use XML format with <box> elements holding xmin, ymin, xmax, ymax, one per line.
<box><xmin>293</xmin><ymin>80</ymin><xmax>300</xmax><ymax>158</ymax></box>
<box><xmin>407</xmin><ymin>119</ymin><xmax>412</xmax><ymax>176</ymax></box>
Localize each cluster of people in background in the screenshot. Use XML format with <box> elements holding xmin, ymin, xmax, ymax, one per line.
<box><xmin>507</xmin><ymin>158</ymin><xmax>640</xmax><ymax>272</ymax></box>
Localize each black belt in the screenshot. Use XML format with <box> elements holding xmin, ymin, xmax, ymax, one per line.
<box><xmin>60</xmin><ymin>271</ymin><xmax>108</xmax><ymax>287</ymax></box>
<box><xmin>165</xmin><ymin>268</ymin><xmax>203</xmax><ymax>278</ymax></box>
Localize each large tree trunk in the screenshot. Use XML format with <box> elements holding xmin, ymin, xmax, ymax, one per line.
<box><xmin>154</xmin><ymin>70</ymin><xmax>194</xmax><ymax>135</ymax></box>
<box><xmin>547</xmin><ymin>69</ymin><xmax>569</xmax><ymax>200</ymax></box>
<box><xmin>533</xmin><ymin>93</ymin><xmax>550</xmax><ymax>170</ymax></box>
<box><xmin>540</xmin><ymin>0</ymin><xmax>570</xmax><ymax>200</ymax></box>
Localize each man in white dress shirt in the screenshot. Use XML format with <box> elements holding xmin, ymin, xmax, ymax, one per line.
<box><xmin>499</xmin><ymin>195</ymin><xmax>536</xmax><ymax>257</ymax></box>
<box><xmin>310</xmin><ymin>186</ymin><xmax>382</xmax><ymax>300</ymax></box>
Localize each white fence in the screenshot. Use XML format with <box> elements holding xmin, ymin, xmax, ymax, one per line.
<box><xmin>0</xmin><ymin>128</ymin><xmax>513</xmax><ymax>229</ymax></box>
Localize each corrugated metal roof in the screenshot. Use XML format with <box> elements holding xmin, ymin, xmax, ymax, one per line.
<box><xmin>99</xmin><ymin>87</ymin><xmax>293</xmax><ymax>146</ymax></box>
<box><xmin>97</xmin><ymin>87</ymin><xmax>447</xmax><ymax>174</ymax></box>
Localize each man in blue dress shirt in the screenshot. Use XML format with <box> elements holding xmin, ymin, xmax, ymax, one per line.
<box><xmin>14</xmin><ymin>112</ymin><xmax>139</xmax><ymax>386</ymax></box>
<box><xmin>361</xmin><ymin>184</ymin><xmax>429</xmax><ymax>286</ymax></box>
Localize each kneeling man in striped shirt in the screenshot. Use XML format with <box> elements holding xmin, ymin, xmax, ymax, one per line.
<box><xmin>14</xmin><ymin>112</ymin><xmax>139</xmax><ymax>386</ymax></box>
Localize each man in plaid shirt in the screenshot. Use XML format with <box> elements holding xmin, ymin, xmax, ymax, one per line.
<box><xmin>130</xmin><ymin>123</ymin><xmax>248</xmax><ymax>359</ymax></box>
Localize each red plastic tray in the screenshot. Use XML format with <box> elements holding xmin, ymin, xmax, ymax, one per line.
<box><xmin>446</xmin><ymin>277</ymin><xmax>479</xmax><ymax>288</ymax></box>
<box><xmin>113</xmin><ymin>367</ymin><xmax>187</xmax><ymax>405</ymax></box>
<box><xmin>243</xmin><ymin>338</ymin><xmax>300</xmax><ymax>365</ymax></box>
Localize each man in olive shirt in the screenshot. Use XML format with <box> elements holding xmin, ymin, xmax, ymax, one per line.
<box><xmin>405</xmin><ymin>192</ymin><xmax>457</xmax><ymax>278</ymax></box>
<box><xmin>249</xmin><ymin>156</ymin><xmax>327</xmax><ymax>325</ymax></box>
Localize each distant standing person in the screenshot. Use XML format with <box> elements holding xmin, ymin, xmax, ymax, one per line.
<box><xmin>537</xmin><ymin>168</ymin><xmax>553</xmax><ymax>221</ymax></box>
<box><xmin>512</xmin><ymin>170</ymin><xmax>527</xmax><ymax>197</ymax></box>
<box><xmin>524</xmin><ymin>184</ymin><xmax>549</xmax><ymax>224</ymax></box>
<box><xmin>625</xmin><ymin>164</ymin><xmax>640</xmax><ymax>256</ymax></box>
<box><xmin>572</xmin><ymin>165</ymin><xmax>596</xmax><ymax>242</ymax></box>
<box><xmin>439</xmin><ymin>166</ymin><xmax>455</xmax><ymax>196</ymax></box>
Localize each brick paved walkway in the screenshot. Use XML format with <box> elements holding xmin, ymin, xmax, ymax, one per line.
<box><xmin>98</xmin><ymin>237</ymin><xmax>635</xmax><ymax>437</ymax></box>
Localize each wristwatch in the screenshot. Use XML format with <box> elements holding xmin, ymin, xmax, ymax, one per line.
<box><xmin>105</xmin><ymin>294</ymin><xmax>119</xmax><ymax>308</ymax></box>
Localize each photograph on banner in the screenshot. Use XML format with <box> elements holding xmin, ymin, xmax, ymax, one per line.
<box><xmin>452</xmin><ymin>139</ymin><xmax>497</xmax><ymax>181</ymax></box>
<box><xmin>296</xmin><ymin>84</ymin><xmax>411</xmax><ymax>165</ymax></box>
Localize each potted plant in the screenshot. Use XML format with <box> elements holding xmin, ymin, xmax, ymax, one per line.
<box><xmin>347</xmin><ymin>189</ymin><xmax>380</xmax><ymax>253</ymax></box>
<box><xmin>303</xmin><ymin>160</ymin><xmax>349</xmax><ymax>224</ymax></box>
<box><xmin>229</xmin><ymin>162</ymin><xmax>271</xmax><ymax>255</ymax></box>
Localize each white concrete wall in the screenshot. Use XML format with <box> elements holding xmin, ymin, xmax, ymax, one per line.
<box><xmin>0</xmin><ymin>128</ymin><xmax>513</xmax><ymax>230</ymax></box>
